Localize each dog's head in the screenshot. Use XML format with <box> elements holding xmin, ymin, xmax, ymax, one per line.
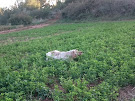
<box><xmin>71</xmin><ymin>49</ymin><xmax>83</xmax><ymax>59</ymax></box>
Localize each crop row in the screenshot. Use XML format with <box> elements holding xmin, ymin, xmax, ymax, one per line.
<box><xmin>0</xmin><ymin>21</ymin><xmax>135</xmax><ymax>100</ymax></box>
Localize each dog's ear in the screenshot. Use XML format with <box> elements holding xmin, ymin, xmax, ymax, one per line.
<box><xmin>71</xmin><ymin>51</ymin><xmax>77</xmax><ymax>59</ymax></box>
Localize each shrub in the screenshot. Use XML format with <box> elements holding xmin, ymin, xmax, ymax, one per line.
<box><xmin>62</xmin><ymin>0</ymin><xmax>135</xmax><ymax>20</ymax></box>
<box><xmin>64</xmin><ymin>0</ymin><xmax>78</xmax><ymax>4</ymax></box>
<box><xmin>0</xmin><ymin>25</ymin><xmax>16</xmax><ymax>31</ymax></box>
<box><xmin>9</xmin><ymin>13</ymin><xmax>32</xmax><ymax>25</ymax></box>
<box><xmin>0</xmin><ymin>9</ymin><xmax>11</xmax><ymax>25</ymax></box>
<box><xmin>62</xmin><ymin>0</ymin><xmax>89</xmax><ymax>20</ymax></box>
<box><xmin>30</xmin><ymin>8</ymin><xmax>51</xmax><ymax>19</ymax></box>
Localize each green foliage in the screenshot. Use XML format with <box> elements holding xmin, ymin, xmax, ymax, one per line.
<box><xmin>0</xmin><ymin>9</ymin><xmax>11</xmax><ymax>25</ymax></box>
<box><xmin>9</xmin><ymin>13</ymin><xmax>32</xmax><ymax>25</ymax></box>
<box><xmin>0</xmin><ymin>0</ymin><xmax>52</xmax><ymax>25</ymax></box>
<box><xmin>0</xmin><ymin>21</ymin><xmax>135</xmax><ymax>100</ymax></box>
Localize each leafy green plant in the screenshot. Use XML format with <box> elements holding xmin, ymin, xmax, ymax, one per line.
<box><xmin>0</xmin><ymin>21</ymin><xmax>135</xmax><ymax>100</ymax></box>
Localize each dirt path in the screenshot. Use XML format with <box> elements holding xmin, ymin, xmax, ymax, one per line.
<box><xmin>0</xmin><ymin>15</ymin><xmax>59</xmax><ymax>34</ymax></box>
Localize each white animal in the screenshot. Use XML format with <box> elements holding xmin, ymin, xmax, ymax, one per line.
<box><xmin>46</xmin><ymin>49</ymin><xmax>83</xmax><ymax>60</ymax></box>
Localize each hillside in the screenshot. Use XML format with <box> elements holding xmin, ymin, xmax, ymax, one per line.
<box><xmin>0</xmin><ymin>21</ymin><xmax>135</xmax><ymax>101</ymax></box>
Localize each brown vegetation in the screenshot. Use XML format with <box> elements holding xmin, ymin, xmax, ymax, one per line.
<box><xmin>62</xmin><ymin>0</ymin><xmax>135</xmax><ymax>20</ymax></box>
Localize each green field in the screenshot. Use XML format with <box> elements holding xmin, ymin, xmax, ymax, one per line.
<box><xmin>0</xmin><ymin>21</ymin><xmax>135</xmax><ymax>101</ymax></box>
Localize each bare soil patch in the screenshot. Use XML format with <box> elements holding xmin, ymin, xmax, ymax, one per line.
<box><xmin>118</xmin><ymin>85</ymin><xmax>135</xmax><ymax>101</ymax></box>
<box><xmin>87</xmin><ymin>79</ymin><xmax>103</xmax><ymax>89</ymax></box>
<box><xmin>0</xmin><ymin>17</ymin><xmax>59</xmax><ymax>35</ymax></box>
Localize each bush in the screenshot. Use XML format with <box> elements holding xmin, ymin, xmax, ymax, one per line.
<box><xmin>64</xmin><ymin>0</ymin><xmax>78</xmax><ymax>4</ymax></box>
<box><xmin>0</xmin><ymin>25</ymin><xmax>16</xmax><ymax>31</ymax></box>
<box><xmin>30</xmin><ymin>8</ymin><xmax>51</xmax><ymax>19</ymax></box>
<box><xmin>9</xmin><ymin>13</ymin><xmax>32</xmax><ymax>25</ymax></box>
<box><xmin>62</xmin><ymin>0</ymin><xmax>135</xmax><ymax>20</ymax></box>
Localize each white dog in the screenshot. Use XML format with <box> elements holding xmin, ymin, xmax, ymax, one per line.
<box><xmin>46</xmin><ymin>49</ymin><xmax>83</xmax><ymax>60</ymax></box>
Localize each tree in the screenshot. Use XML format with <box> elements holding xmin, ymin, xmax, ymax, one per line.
<box><xmin>25</xmin><ymin>0</ymin><xmax>40</xmax><ymax>9</ymax></box>
<box><xmin>0</xmin><ymin>8</ymin><xmax>3</xmax><ymax>15</ymax></box>
<box><xmin>0</xmin><ymin>9</ymin><xmax>11</xmax><ymax>25</ymax></box>
<box><xmin>39</xmin><ymin>0</ymin><xmax>46</xmax><ymax>8</ymax></box>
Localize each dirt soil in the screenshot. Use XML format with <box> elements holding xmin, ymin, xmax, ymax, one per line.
<box><xmin>118</xmin><ymin>85</ymin><xmax>135</xmax><ymax>101</ymax></box>
<box><xmin>0</xmin><ymin>16</ymin><xmax>59</xmax><ymax>35</ymax></box>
